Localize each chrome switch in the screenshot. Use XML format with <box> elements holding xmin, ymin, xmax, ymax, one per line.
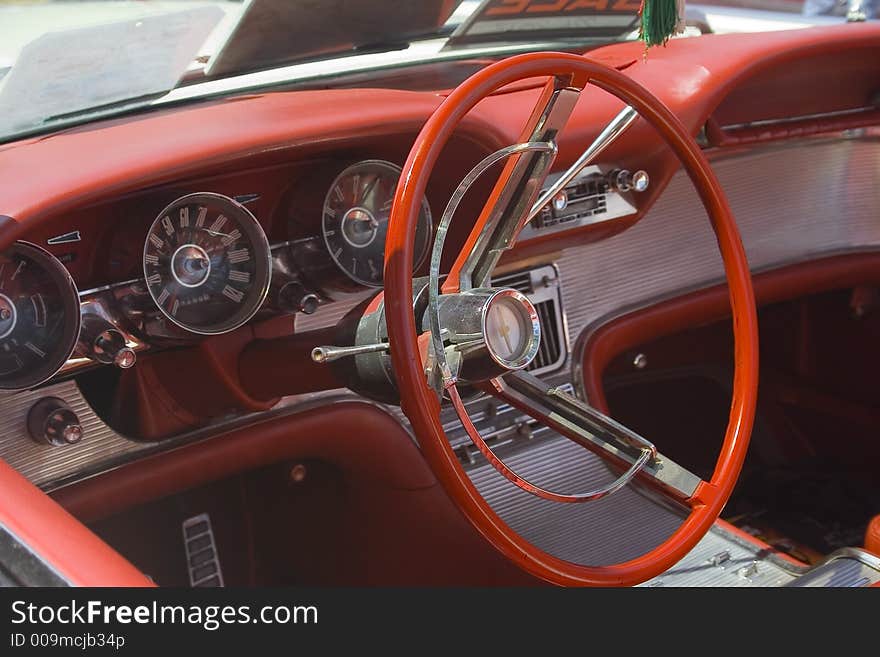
<box><xmin>27</xmin><ymin>397</ymin><xmax>83</xmax><ymax>446</ymax></box>
<box><xmin>77</xmin><ymin>313</ymin><xmax>136</xmax><ymax>369</ymax></box>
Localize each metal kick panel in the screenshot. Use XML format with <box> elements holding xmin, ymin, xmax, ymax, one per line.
<box><xmin>467</xmin><ymin>434</ymin><xmax>804</xmax><ymax>585</ymax></box>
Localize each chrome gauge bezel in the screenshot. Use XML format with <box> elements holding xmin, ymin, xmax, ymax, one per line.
<box><xmin>322</xmin><ymin>159</ymin><xmax>433</xmax><ymax>288</ymax></box>
<box><xmin>0</xmin><ymin>241</ymin><xmax>81</xmax><ymax>391</ymax></box>
<box><xmin>142</xmin><ymin>192</ymin><xmax>272</xmax><ymax>336</ymax></box>
<box><xmin>481</xmin><ymin>288</ymin><xmax>541</xmax><ymax>371</ymax></box>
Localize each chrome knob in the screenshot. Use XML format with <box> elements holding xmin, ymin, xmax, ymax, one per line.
<box><xmin>611</xmin><ymin>169</ymin><xmax>649</xmax><ymax>193</ymax></box>
<box><xmin>551</xmin><ymin>191</ymin><xmax>568</xmax><ymax>212</ymax></box>
<box><xmin>28</xmin><ymin>397</ymin><xmax>83</xmax><ymax>446</ymax></box>
<box><xmin>630</xmin><ymin>170</ymin><xmax>650</xmax><ymax>192</ymax></box>
<box><xmin>78</xmin><ymin>314</ymin><xmax>136</xmax><ymax>369</ymax></box>
<box><xmin>278</xmin><ymin>282</ymin><xmax>320</xmax><ymax>315</ymax></box>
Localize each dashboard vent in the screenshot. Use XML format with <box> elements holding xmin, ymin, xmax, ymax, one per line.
<box><xmin>490</xmin><ymin>270</ymin><xmax>531</xmax><ymax>294</ymax></box>
<box><xmin>491</xmin><ymin>265</ymin><xmax>566</xmax><ymax>375</ymax></box>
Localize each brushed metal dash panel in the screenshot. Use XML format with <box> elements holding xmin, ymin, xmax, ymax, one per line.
<box><xmin>0</xmin><ymin>381</ymin><xmax>150</xmax><ymax>488</ymax></box>
<box><xmin>557</xmin><ymin>138</ymin><xmax>880</xmax><ymax>344</ymax></box>
<box><xmin>468</xmin><ymin>435</ymin><xmax>684</xmax><ymax>566</ymax></box>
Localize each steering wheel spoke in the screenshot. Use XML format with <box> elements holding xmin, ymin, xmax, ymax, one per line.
<box><xmin>447</xmin><ymin>382</ymin><xmax>652</xmax><ymax>503</ymax></box>
<box><xmin>445</xmin><ymin>75</ymin><xmax>584</xmax><ymax>292</ymax></box>
<box><xmin>483</xmin><ymin>370</ymin><xmax>704</xmax><ymax>504</ymax></box>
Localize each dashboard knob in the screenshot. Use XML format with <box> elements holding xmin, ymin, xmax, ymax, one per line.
<box><xmin>551</xmin><ymin>191</ymin><xmax>568</xmax><ymax>212</ymax></box>
<box><xmin>610</xmin><ymin>169</ymin><xmax>650</xmax><ymax>193</ymax></box>
<box><xmin>77</xmin><ymin>314</ymin><xmax>136</xmax><ymax>369</ymax></box>
<box><xmin>278</xmin><ymin>282</ymin><xmax>320</xmax><ymax>315</ymax></box>
<box><xmin>27</xmin><ymin>397</ymin><xmax>83</xmax><ymax>446</ymax></box>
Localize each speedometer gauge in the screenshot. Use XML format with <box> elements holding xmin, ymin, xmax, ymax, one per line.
<box><xmin>143</xmin><ymin>193</ymin><xmax>271</xmax><ymax>335</ymax></box>
<box><xmin>0</xmin><ymin>242</ymin><xmax>80</xmax><ymax>391</ymax></box>
<box><xmin>322</xmin><ymin>160</ymin><xmax>432</xmax><ymax>287</ymax></box>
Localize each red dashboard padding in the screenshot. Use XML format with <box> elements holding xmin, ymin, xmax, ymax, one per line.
<box><xmin>0</xmin><ymin>459</ymin><xmax>152</xmax><ymax>586</ymax></box>
<box><xmin>1</xmin><ymin>24</ymin><xmax>878</xmax><ymax>247</ymax></box>
<box><xmin>866</xmin><ymin>515</ymin><xmax>880</xmax><ymax>557</ymax></box>
<box><xmin>52</xmin><ymin>402</ymin><xmax>542</xmax><ymax>586</ymax></box>
<box><xmin>53</xmin><ymin>402</ymin><xmax>440</xmax><ymax>524</ymax></box>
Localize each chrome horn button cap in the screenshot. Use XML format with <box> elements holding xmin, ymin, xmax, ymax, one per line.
<box><xmin>482</xmin><ymin>288</ymin><xmax>541</xmax><ymax>371</ymax></box>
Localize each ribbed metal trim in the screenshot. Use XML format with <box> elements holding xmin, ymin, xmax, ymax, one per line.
<box><xmin>466</xmin><ymin>434</ymin><xmax>800</xmax><ymax>584</ymax></box>
<box><xmin>639</xmin><ymin>527</ymin><xmax>798</xmax><ymax>587</ymax></box>
<box><xmin>785</xmin><ymin>549</ymin><xmax>880</xmax><ymax>587</ymax></box>
<box><xmin>0</xmin><ymin>380</ymin><xmax>148</xmax><ymax>487</ymax></box>
<box><xmin>468</xmin><ymin>436</ymin><xmax>684</xmax><ymax>565</ymax></box>
<box><xmin>558</xmin><ymin>138</ymin><xmax>880</xmax><ymax>342</ymax></box>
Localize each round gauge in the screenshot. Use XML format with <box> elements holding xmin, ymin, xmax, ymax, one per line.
<box><xmin>322</xmin><ymin>160</ymin><xmax>432</xmax><ymax>287</ymax></box>
<box><xmin>0</xmin><ymin>241</ymin><xmax>81</xmax><ymax>391</ymax></box>
<box><xmin>482</xmin><ymin>289</ymin><xmax>541</xmax><ymax>371</ymax></box>
<box><xmin>143</xmin><ymin>192</ymin><xmax>271</xmax><ymax>335</ymax></box>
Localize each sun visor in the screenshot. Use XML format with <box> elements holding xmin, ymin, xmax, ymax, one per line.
<box><xmin>206</xmin><ymin>0</ymin><xmax>458</xmax><ymax>78</ymax></box>
<box><xmin>445</xmin><ymin>0</ymin><xmax>639</xmax><ymax>48</ymax></box>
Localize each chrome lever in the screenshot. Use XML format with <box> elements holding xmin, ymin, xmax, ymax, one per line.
<box><xmin>311</xmin><ymin>342</ymin><xmax>389</xmax><ymax>364</ymax></box>
<box><xmin>527</xmin><ymin>105</ymin><xmax>639</xmax><ymax>224</ymax></box>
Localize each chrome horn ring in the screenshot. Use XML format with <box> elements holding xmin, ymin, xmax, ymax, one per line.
<box><xmin>426</xmin><ymin>137</ymin><xmax>655</xmax><ymax>504</ymax></box>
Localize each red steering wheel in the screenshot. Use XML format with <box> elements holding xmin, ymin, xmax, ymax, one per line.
<box><xmin>384</xmin><ymin>52</ymin><xmax>759</xmax><ymax>586</ymax></box>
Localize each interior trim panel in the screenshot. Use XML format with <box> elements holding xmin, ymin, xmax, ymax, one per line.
<box><xmin>558</xmin><ymin>136</ymin><xmax>880</xmax><ymax>345</ymax></box>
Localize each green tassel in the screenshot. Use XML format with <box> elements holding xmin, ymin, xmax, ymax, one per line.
<box><xmin>640</xmin><ymin>0</ymin><xmax>680</xmax><ymax>48</ymax></box>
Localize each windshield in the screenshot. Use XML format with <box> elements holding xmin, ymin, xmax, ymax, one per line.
<box><xmin>0</xmin><ymin>0</ymin><xmax>871</xmax><ymax>144</ymax></box>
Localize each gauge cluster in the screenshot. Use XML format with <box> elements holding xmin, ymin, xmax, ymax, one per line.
<box><xmin>0</xmin><ymin>157</ymin><xmax>436</xmax><ymax>392</ymax></box>
<box><xmin>143</xmin><ymin>193</ymin><xmax>272</xmax><ymax>335</ymax></box>
<box><xmin>0</xmin><ymin>242</ymin><xmax>80</xmax><ymax>390</ymax></box>
<box><xmin>322</xmin><ymin>160</ymin><xmax>431</xmax><ymax>287</ymax></box>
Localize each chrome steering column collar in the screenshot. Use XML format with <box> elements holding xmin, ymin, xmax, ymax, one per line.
<box><xmin>427</xmin><ymin>287</ymin><xmax>541</xmax><ymax>385</ymax></box>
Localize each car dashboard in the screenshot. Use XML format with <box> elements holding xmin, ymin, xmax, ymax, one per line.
<box><xmin>0</xmin><ymin>24</ymin><xmax>879</xmax><ymax>588</ymax></box>
<box><xmin>0</xmin><ymin>109</ymin><xmax>650</xmax><ymax>450</ymax></box>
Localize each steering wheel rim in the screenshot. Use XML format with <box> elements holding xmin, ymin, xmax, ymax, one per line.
<box><xmin>384</xmin><ymin>52</ymin><xmax>759</xmax><ymax>586</ymax></box>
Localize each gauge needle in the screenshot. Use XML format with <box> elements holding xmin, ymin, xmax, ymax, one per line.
<box><xmin>499</xmin><ymin>322</ymin><xmax>514</xmax><ymax>355</ymax></box>
<box><xmin>204</xmin><ymin>229</ymin><xmax>231</xmax><ymax>237</ymax></box>
<box><xmin>360</xmin><ymin>175</ymin><xmax>379</xmax><ymax>204</ymax></box>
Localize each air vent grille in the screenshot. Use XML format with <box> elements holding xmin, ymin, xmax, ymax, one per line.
<box><xmin>491</xmin><ymin>266</ymin><xmax>566</xmax><ymax>374</ymax></box>
<box><xmin>491</xmin><ymin>270</ymin><xmax>531</xmax><ymax>293</ymax></box>
<box><xmin>533</xmin><ymin>300</ymin><xmax>560</xmax><ymax>372</ymax></box>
